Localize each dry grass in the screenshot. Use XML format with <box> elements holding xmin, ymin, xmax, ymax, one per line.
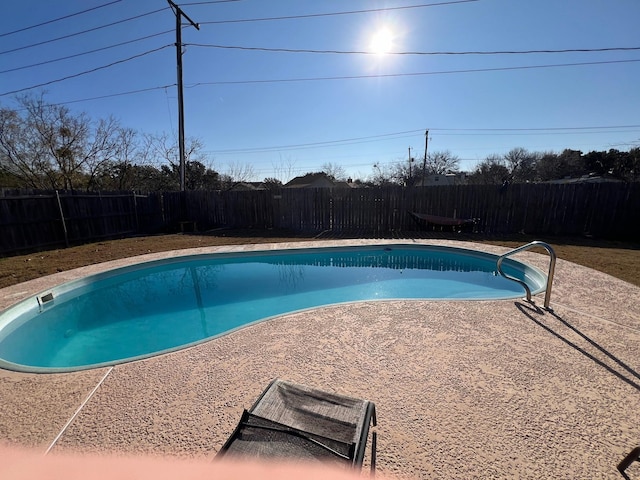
<box><xmin>1</xmin><ymin>230</ymin><xmax>638</xmax><ymax>289</ymax></box>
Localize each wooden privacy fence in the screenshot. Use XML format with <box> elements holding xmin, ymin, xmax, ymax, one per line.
<box><xmin>174</xmin><ymin>182</ymin><xmax>639</xmax><ymax>237</ymax></box>
<box><xmin>1</xmin><ymin>183</ymin><xmax>638</xmax><ymax>255</ymax></box>
<box><xmin>0</xmin><ymin>190</ymin><xmax>165</xmax><ymax>255</ymax></box>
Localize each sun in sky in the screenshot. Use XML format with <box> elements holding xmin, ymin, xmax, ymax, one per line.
<box><xmin>370</xmin><ymin>26</ymin><xmax>395</xmax><ymax>55</ymax></box>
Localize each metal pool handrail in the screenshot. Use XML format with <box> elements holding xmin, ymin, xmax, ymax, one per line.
<box><xmin>496</xmin><ymin>241</ymin><xmax>557</xmax><ymax>310</ymax></box>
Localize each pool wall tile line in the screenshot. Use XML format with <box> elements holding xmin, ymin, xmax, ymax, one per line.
<box><xmin>44</xmin><ymin>366</ymin><xmax>113</xmax><ymax>455</ymax></box>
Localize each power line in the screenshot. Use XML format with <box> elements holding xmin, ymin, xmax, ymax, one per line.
<box><xmin>7</xmin><ymin>55</ymin><xmax>635</xmax><ymax>105</ymax></box>
<box><xmin>0</xmin><ymin>0</ymin><xmax>123</xmax><ymax>38</ymax></box>
<box><xmin>15</xmin><ymin>69</ymin><xmax>636</xmax><ymax>146</ymax></box>
<box><xmin>0</xmin><ymin>7</ymin><xmax>169</xmax><ymax>56</ymax></box>
<box><xmin>0</xmin><ymin>30</ymin><xmax>174</xmax><ymax>75</ymax></box>
<box><xmin>434</xmin><ymin>125</ymin><xmax>640</xmax><ymax>132</ymax></box>
<box><xmin>9</xmin><ymin>85</ymin><xmax>177</xmax><ymax>111</ymax></box>
<box><xmin>205</xmin><ymin>125</ymin><xmax>640</xmax><ymax>155</ymax></box>
<box><xmin>186</xmin><ymin>43</ymin><xmax>640</xmax><ymax>56</ymax></box>
<box><xmin>436</xmin><ymin>129</ymin><xmax>640</xmax><ymax>136</ymax></box>
<box><xmin>210</xmin><ymin>139</ymin><xmax>632</xmax><ymax>179</ymax></box>
<box><xmin>0</xmin><ymin>45</ymin><xmax>172</xmax><ymax>97</ymax></box>
<box><xmin>8</xmin><ymin>38</ymin><xmax>633</xmax><ymax>78</ymax></box>
<box><xmin>199</xmin><ymin>0</ymin><xmax>479</xmax><ymax>25</ymax></box>
<box><xmin>188</xmin><ymin>58</ymin><xmax>640</xmax><ymax>86</ymax></box>
<box><xmin>181</xmin><ymin>0</ymin><xmax>244</xmax><ymax>4</ymax></box>
<box><xmin>5</xmin><ymin>39</ymin><xmax>635</xmax><ymax>78</ymax></box>
<box><xmin>210</xmin><ymin>130</ymin><xmax>425</xmax><ymax>154</ymax></box>
<box><xmin>49</xmin><ymin>85</ymin><xmax>177</xmax><ymax>106</ymax></box>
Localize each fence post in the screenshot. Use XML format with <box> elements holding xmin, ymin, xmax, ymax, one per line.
<box><xmin>55</xmin><ymin>190</ymin><xmax>69</xmax><ymax>247</ymax></box>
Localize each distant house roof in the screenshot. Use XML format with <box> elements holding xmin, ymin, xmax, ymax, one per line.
<box><xmin>227</xmin><ymin>181</ymin><xmax>266</xmax><ymax>191</ymax></box>
<box><xmin>333</xmin><ymin>180</ymin><xmax>358</xmax><ymax>189</ymax></box>
<box><xmin>284</xmin><ymin>172</ymin><xmax>356</xmax><ymax>189</ymax></box>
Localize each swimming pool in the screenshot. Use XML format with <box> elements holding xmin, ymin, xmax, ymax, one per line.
<box><xmin>0</xmin><ymin>244</ymin><xmax>546</xmax><ymax>372</ymax></box>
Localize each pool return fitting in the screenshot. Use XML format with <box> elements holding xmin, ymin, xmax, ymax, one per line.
<box><xmin>496</xmin><ymin>241</ymin><xmax>556</xmax><ymax>311</ymax></box>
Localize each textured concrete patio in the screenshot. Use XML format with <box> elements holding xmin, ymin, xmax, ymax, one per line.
<box><xmin>1</xmin><ymin>240</ymin><xmax>639</xmax><ymax>479</ymax></box>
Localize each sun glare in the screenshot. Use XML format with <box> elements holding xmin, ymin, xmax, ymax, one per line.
<box><xmin>370</xmin><ymin>27</ymin><xmax>394</xmax><ymax>55</ymax></box>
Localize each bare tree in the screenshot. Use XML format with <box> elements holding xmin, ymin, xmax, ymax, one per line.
<box><xmin>321</xmin><ymin>162</ymin><xmax>347</xmax><ymax>181</ymax></box>
<box><xmin>368</xmin><ymin>160</ymin><xmax>408</xmax><ymax>186</ymax></box>
<box><xmin>467</xmin><ymin>155</ymin><xmax>510</xmax><ymax>185</ymax></box>
<box><xmin>0</xmin><ymin>107</ymin><xmax>46</xmax><ymax>188</ymax></box>
<box><xmin>0</xmin><ymin>95</ymin><xmax>122</xmax><ymax>190</ymax></box>
<box><xmin>271</xmin><ymin>154</ymin><xmax>297</xmax><ymax>183</ymax></box>
<box><xmin>503</xmin><ymin>147</ymin><xmax>539</xmax><ymax>182</ymax></box>
<box><xmin>368</xmin><ymin>162</ymin><xmax>391</xmax><ymax>186</ymax></box>
<box><xmin>219</xmin><ymin>161</ymin><xmax>256</xmax><ymax>190</ymax></box>
<box><xmin>116</xmin><ymin>127</ymin><xmax>148</xmax><ymax>189</ymax></box>
<box><xmin>422</xmin><ymin>150</ymin><xmax>460</xmax><ymax>175</ymax></box>
<box><xmin>142</xmin><ymin>132</ymin><xmax>215</xmax><ymax>190</ymax></box>
<box><xmin>84</xmin><ymin>122</ymin><xmax>139</xmax><ymax>190</ymax></box>
<box><xmin>262</xmin><ymin>177</ymin><xmax>282</xmax><ymax>191</ymax></box>
<box><xmin>144</xmin><ymin>132</ymin><xmax>208</xmax><ymax>168</ymax></box>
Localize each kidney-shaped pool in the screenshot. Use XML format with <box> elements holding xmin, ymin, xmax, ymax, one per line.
<box><xmin>0</xmin><ymin>244</ymin><xmax>546</xmax><ymax>372</ymax></box>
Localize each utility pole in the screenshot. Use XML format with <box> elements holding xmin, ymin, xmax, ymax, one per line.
<box><xmin>422</xmin><ymin>129</ymin><xmax>429</xmax><ymax>185</ymax></box>
<box><xmin>408</xmin><ymin>147</ymin><xmax>413</xmax><ymax>180</ymax></box>
<box><xmin>168</xmin><ymin>0</ymin><xmax>199</xmax><ymax>192</ymax></box>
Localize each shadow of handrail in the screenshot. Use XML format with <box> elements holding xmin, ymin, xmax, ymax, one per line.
<box><xmin>515</xmin><ymin>302</ymin><xmax>640</xmax><ymax>392</ymax></box>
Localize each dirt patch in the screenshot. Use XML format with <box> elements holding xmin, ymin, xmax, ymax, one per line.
<box><xmin>0</xmin><ymin>230</ymin><xmax>638</xmax><ymax>289</ymax></box>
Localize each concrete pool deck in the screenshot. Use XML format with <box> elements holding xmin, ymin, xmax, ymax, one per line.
<box><xmin>1</xmin><ymin>239</ymin><xmax>639</xmax><ymax>478</ymax></box>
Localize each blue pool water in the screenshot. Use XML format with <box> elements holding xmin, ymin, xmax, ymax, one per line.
<box><xmin>0</xmin><ymin>245</ymin><xmax>546</xmax><ymax>372</ymax></box>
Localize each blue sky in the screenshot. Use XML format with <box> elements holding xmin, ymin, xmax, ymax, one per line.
<box><xmin>1</xmin><ymin>0</ymin><xmax>639</xmax><ymax>182</ymax></box>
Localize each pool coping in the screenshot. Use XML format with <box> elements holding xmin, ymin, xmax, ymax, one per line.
<box><xmin>1</xmin><ymin>239</ymin><xmax>639</xmax><ymax>479</ymax></box>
